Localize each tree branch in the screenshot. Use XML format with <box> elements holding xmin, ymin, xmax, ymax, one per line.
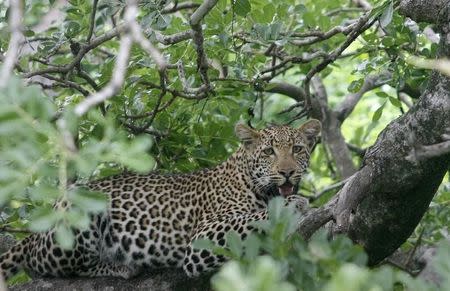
<box><xmin>335</xmin><ymin>72</ymin><xmax>392</xmax><ymax>122</ymax></box>
<box><xmin>86</xmin><ymin>0</ymin><xmax>99</xmax><ymax>42</ymax></box>
<box><xmin>262</xmin><ymin>82</ymin><xmax>306</xmax><ymax>102</ymax></box>
<box><xmin>399</xmin><ymin>0</ymin><xmax>450</xmax><ymax>24</ymax></box>
<box><xmin>406</xmin><ymin>133</ymin><xmax>450</xmax><ymax>162</ymax></box>
<box><xmin>74</xmin><ymin>5</ymin><xmax>136</xmax><ymax>116</ymax></box>
<box><xmin>303</xmin><ymin>13</ymin><xmax>374</xmax><ymax>108</ymax></box>
<box><xmin>162</xmin><ymin>1</ymin><xmax>201</xmax><ymax>14</ymax></box>
<box><xmin>310</xmin><ymin>77</ymin><xmax>356</xmax><ymax>178</ymax></box>
<box><xmin>23</xmin><ymin>25</ymin><xmax>125</xmax><ymax>79</ymax></box>
<box><xmin>190</xmin><ymin>0</ymin><xmax>218</xmax><ymax>26</ymax></box>
<box><xmin>0</xmin><ymin>0</ymin><xmax>23</xmax><ymax>88</ymax></box>
<box><xmin>154</xmin><ymin>30</ymin><xmax>193</xmax><ymax>45</ymax></box>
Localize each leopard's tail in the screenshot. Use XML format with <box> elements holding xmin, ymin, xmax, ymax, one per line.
<box><xmin>0</xmin><ymin>239</ymin><xmax>27</xmax><ymax>281</ymax></box>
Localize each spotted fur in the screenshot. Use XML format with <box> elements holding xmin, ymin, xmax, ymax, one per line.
<box><xmin>0</xmin><ymin>120</ymin><xmax>321</xmax><ymax>279</ymax></box>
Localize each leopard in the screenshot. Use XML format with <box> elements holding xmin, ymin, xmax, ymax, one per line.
<box><xmin>0</xmin><ymin>119</ymin><xmax>321</xmax><ymax>281</ymax></box>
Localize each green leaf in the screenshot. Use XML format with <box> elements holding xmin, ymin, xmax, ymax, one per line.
<box><xmin>55</xmin><ymin>224</ymin><xmax>75</xmax><ymax>249</ymax></box>
<box><xmin>347</xmin><ymin>79</ymin><xmax>364</xmax><ymax>93</ymax></box>
<box><xmin>24</xmin><ymin>30</ymin><xmax>35</xmax><ymax>37</ymax></box>
<box><xmin>389</xmin><ymin>96</ymin><xmax>402</xmax><ymax>108</ymax></box>
<box><xmin>69</xmin><ymin>188</ymin><xmax>107</xmax><ymax>213</ymax></box>
<box><xmin>226</xmin><ymin>230</ymin><xmax>243</xmax><ymax>258</ymax></box>
<box><xmin>243</xmin><ymin>233</ymin><xmax>260</xmax><ymax>260</ymax></box>
<box><xmin>65</xmin><ymin>21</ymin><xmax>81</xmax><ymax>38</ymax></box>
<box><xmin>29</xmin><ymin>207</ymin><xmax>59</xmax><ymax>232</ymax></box>
<box><xmin>375</xmin><ymin>92</ymin><xmax>390</xmax><ymax>98</ymax></box>
<box><xmin>234</xmin><ymin>0</ymin><xmax>251</xmax><ymax>17</ymax></box>
<box><xmin>372</xmin><ymin>102</ymin><xmax>386</xmax><ymax>122</ymax></box>
<box><xmin>380</xmin><ymin>1</ymin><xmax>393</xmax><ymax>28</ymax></box>
<box><xmin>192</xmin><ymin>238</ymin><xmax>216</xmax><ymax>251</ymax></box>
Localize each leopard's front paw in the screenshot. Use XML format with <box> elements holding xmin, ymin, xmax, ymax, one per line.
<box><xmin>285</xmin><ymin>195</ymin><xmax>309</xmax><ymax>213</ymax></box>
<box><xmin>118</xmin><ymin>265</ymin><xmax>141</xmax><ymax>279</ymax></box>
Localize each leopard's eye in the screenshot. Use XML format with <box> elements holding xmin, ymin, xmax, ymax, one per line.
<box><xmin>293</xmin><ymin>145</ymin><xmax>304</xmax><ymax>153</ymax></box>
<box><xmin>263</xmin><ymin>147</ymin><xmax>274</xmax><ymax>155</ymax></box>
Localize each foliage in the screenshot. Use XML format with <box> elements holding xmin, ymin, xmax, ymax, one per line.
<box><xmin>205</xmin><ymin>198</ymin><xmax>447</xmax><ymax>291</ymax></box>
<box><xmin>0</xmin><ymin>0</ymin><xmax>448</xmax><ymax>288</ymax></box>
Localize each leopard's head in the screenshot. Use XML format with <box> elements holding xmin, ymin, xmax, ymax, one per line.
<box><xmin>236</xmin><ymin>119</ymin><xmax>321</xmax><ymax>198</ymax></box>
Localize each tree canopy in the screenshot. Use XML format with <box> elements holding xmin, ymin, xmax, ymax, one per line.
<box><xmin>0</xmin><ymin>0</ymin><xmax>449</xmax><ymax>290</ymax></box>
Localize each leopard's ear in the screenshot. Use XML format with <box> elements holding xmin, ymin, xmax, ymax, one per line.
<box><xmin>298</xmin><ymin>119</ymin><xmax>321</xmax><ymax>148</ymax></box>
<box><xmin>235</xmin><ymin>123</ymin><xmax>260</xmax><ymax>149</ymax></box>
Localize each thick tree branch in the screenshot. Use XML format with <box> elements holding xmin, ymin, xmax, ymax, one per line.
<box><xmin>406</xmin><ymin>133</ymin><xmax>450</xmax><ymax>162</ymax></box>
<box><xmin>310</xmin><ymin>77</ymin><xmax>356</xmax><ymax>178</ymax></box>
<box><xmin>190</xmin><ymin>0</ymin><xmax>218</xmax><ymax>26</ymax></box>
<box><xmin>262</xmin><ymin>82</ymin><xmax>306</xmax><ymax>102</ymax></box>
<box><xmin>335</xmin><ymin>72</ymin><xmax>392</xmax><ymax>122</ymax></box>
<box><xmin>399</xmin><ymin>0</ymin><xmax>450</xmax><ymax>24</ymax></box>
<box><xmin>298</xmin><ymin>196</ymin><xmax>338</xmax><ymax>240</ymax></box>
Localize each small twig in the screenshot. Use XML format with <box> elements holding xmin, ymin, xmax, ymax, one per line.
<box><xmin>86</xmin><ymin>0</ymin><xmax>99</xmax><ymax>42</ymax></box>
<box><xmin>405</xmin><ymin>227</ymin><xmax>425</xmax><ymax>268</ymax></box>
<box><xmin>311</xmin><ymin>177</ymin><xmax>352</xmax><ymax>201</ymax></box>
<box><xmin>176</xmin><ymin>61</ymin><xmax>209</xmax><ymax>95</ymax></box>
<box><xmin>0</xmin><ymin>226</ymin><xmax>31</xmax><ymax>234</ymax></box>
<box><xmin>259</xmin><ymin>51</ymin><xmax>326</xmax><ymax>76</ymax></box>
<box><xmin>346</xmin><ymin>143</ymin><xmax>366</xmax><ymax>158</ymax></box>
<box><xmin>161</xmin><ymin>1</ymin><xmax>200</xmax><ymax>14</ymax></box>
<box><xmin>77</xmin><ymin>70</ymin><xmax>100</xmax><ymax>91</ymax></box>
<box><xmin>24</xmin><ymin>25</ymin><xmax>126</xmax><ymax>78</ymax></box>
<box><xmin>37</xmin><ymin>73</ymin><xmax>91</xmax><ymax>96</ymax></box>
<box><xmin>303</xmin><ymin>13</ymin><xmax>375</xmax><ymax>111</ymax></box>
<box><xmin>139</xmin><ymin>80</ymin><xmax>207</xmax><ymax>100</ymax></box>
<box><xmin>278</xmin><ymin>101</ymin><xmax>305</xmax><ymax>115</ymax></box>
<box><xmin>139</xmin><ymin>73</ymin><xmax>167</xmax><ymax>130</ymax></box>
<box><xmin>290</xmin><ymin>22</ymin><xmax>358</xmax><ymax>46</ymax></box>
<box><xmin>325</xmin><ymin>7</ymin><xmax>364</xmax><ymax>17</ymax></box>
<box><xmin>385</xmin><ymin>258</ymin><xmax>419</xmax><ymax>277</ymax></box>
<box><xmin>154</xmin><ymin>30</ymin><xmax>193</xmax><ymax>45</ymax></box>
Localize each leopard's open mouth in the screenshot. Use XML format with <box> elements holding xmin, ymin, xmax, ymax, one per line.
<box><xmin>278</xmin><ymin>182</ymin><xmax>294</xmax><ymax>197</ymax></box>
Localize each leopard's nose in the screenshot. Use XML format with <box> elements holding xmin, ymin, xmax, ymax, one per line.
<box><xmin>278</xmin><ymin>170</ymin><xmax>295</xmax><ymax>178</ymax></box>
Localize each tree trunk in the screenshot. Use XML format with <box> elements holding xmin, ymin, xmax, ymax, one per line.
<box><xmin>334</xmin><ymin>0</ymin><xmax>450</xmax><ymax>264</ymax></box>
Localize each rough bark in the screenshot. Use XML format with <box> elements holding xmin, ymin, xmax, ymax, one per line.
<box><xmin>333</xmin><ymin>0</ymin><xmax>450</xmax><ymax>264</ymax></box>
<box><xmin>9</xmin><ymin>270</ymin><xmax>212</xmax><ymax>291</ymax></box>
<box><xmin>347</xmin><ymin>72</ymin><xmax>450</xmax><ymax>264</ymax></box>
<box><xmin>310</xmin><ymin>77</ymin><xmax>357</xmax><ymax>178</ymax></box>
<box><xmin>399</xmin><ymin>0</ymin><xmax>450</xmax><ymax>24</ymax></box>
